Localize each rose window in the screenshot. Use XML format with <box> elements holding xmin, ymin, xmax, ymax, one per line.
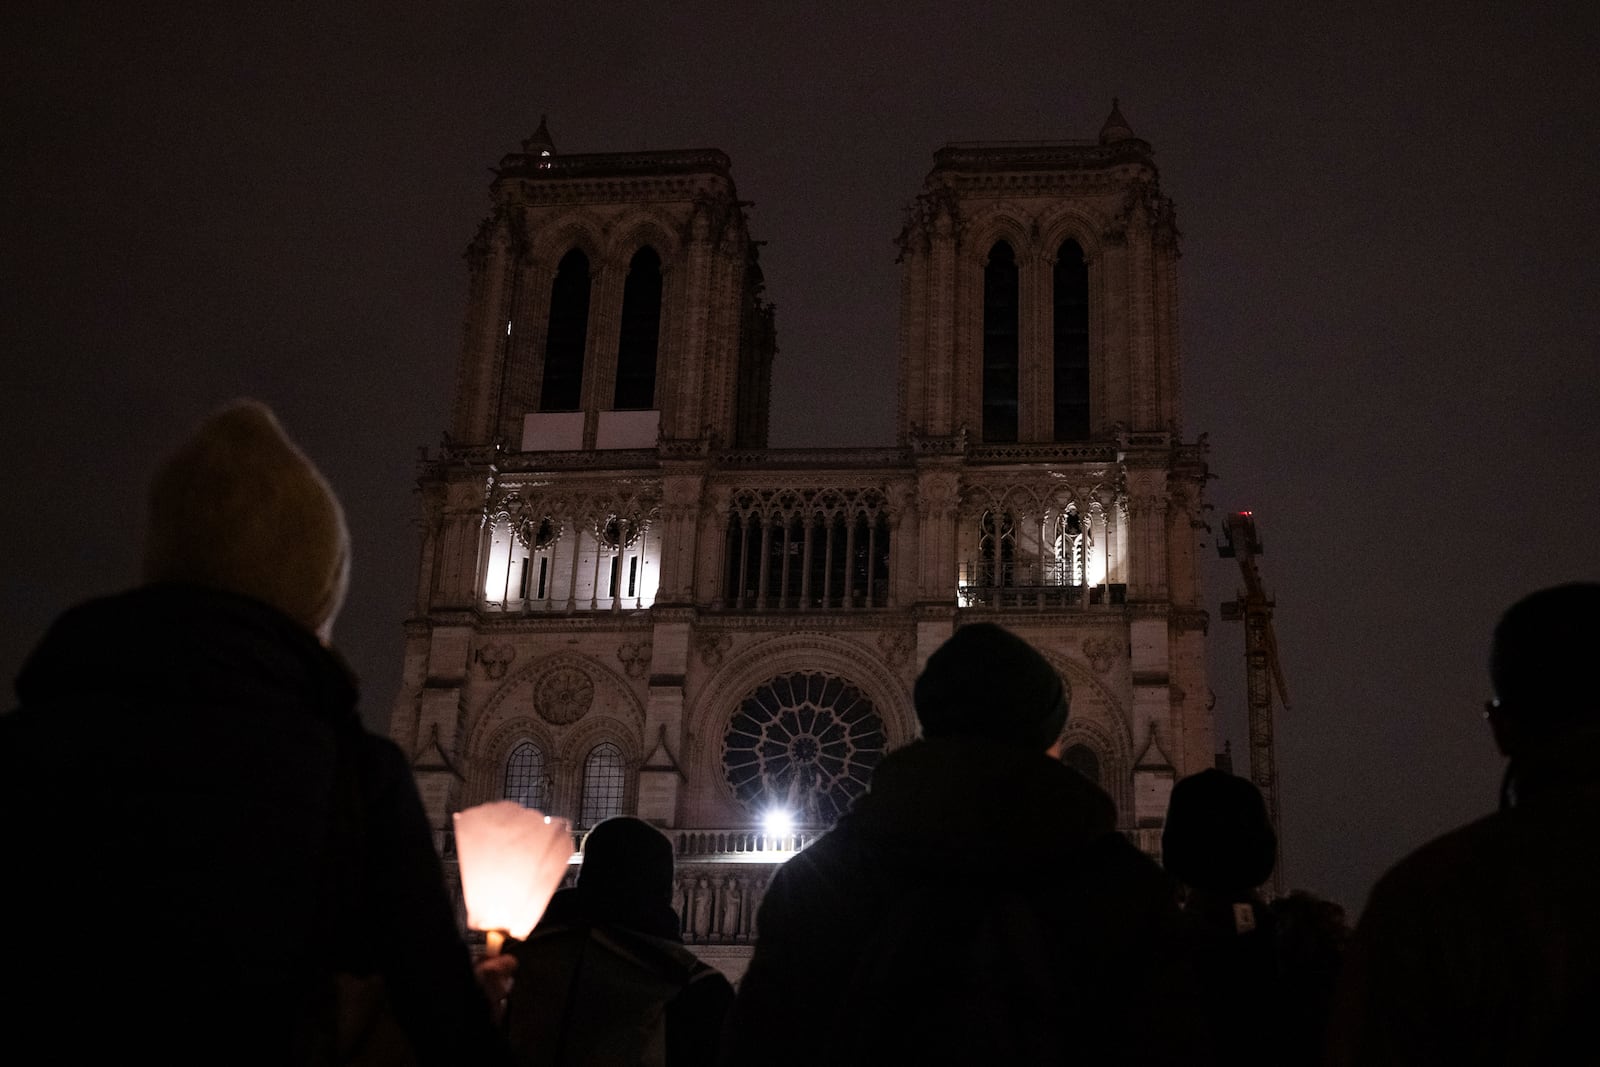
<box><xmin>721</xmin><ymin>671</ymin><xmax>887</xmax><ymax>826</ymax></box>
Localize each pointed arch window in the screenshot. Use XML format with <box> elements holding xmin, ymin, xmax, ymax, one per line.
<box><xmin>503</xmin><ymin>740</ymin><xmax>551</xmax><ymax>811</ymax></box>
<box><xmin>978</xmin><ymin>510</ymin><xmax>1016</xmax><ymax>589</ymax></box>
<box><xmin>580</xmin><ymin>741</ymin><xmax>627</xmax><ymax>826</ymax></box>
<box><xmin>540</xmin><ymin>248</ymin><xmax>591</xmax><ymax>412</ymax></box>
<box><xmin>1054</xmin><ymin>508</ymin><xmax>1089</xmax><ymax>586</ymax></box>
<box><xmin>982</xmin><ymin>241</ymin><xmax>1020</xmax><ymax>443</ymax></box>
<box><xmin>613</xmin><ymin>247</ymin><xmax>662</xmax><ymax>410</ymax></box>
<box><xmin>1053</xmin><ymin>240</ymin><xmax>1089</xmax><ymax>440</ymax></box>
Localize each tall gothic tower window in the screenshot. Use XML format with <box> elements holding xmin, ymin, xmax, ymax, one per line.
<box><xmin>540</xmin><ymin>248</ymin><xmax>591</xmax><ymax>411</ymax></box>
<box><xmin>503</xmin><ymin>740</ymin><xmax>551</xmax><ymax>811</ymax></box>
<box><xmin>613</xmin><ymin>246</ymin><xmax>663</xmax><ymax>409</ymax></box>
<box><xmin>982</xmin><ymin>241</ymin><xmax>1020</xmax><ymax>442</ymax></box>
<box><xmin>580</xmin><ymin>741</ymin><xmax>627</xmax><ymax>826</ymax></box>
<box><xmin>1053</xmin><ymin>239</ymin><xmax>1090</xmax><ymax>440</ymax></box>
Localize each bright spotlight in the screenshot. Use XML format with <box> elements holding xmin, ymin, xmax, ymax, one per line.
<box><xmin>763</xmin><ymin>809</ymin><xmax>794</xmax><ymax>840</ymax></box>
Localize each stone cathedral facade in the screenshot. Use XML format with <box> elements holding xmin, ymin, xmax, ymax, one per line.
<box><xmin>389</xmin><ymin>106</ymin><xmax>1214</xmax><ymax>979</ymax></box>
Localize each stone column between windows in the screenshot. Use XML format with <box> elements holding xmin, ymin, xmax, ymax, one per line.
<box><xmin>961</xmin><ymin>249</ymin><xmax>984</xmax><ymax>439</ymax></box>
<box><xmin>755</xmin><ymin>515</ymin><xmax>773</xmax><ymax>610</ymax></box>
<box><xmin>581</xmin><ymin>264</ymin><xmax>620</xmax><ymax>449</ymax></box>
<box><xmin>928</xmin><ymin>208</ymin><xmax>957</xmax><ymax>437</ymax></box>
<box><xmin>1155</xmin><ymin>236</ymin><xmax>1182</xmax><ymax>432</ymax></box>
<box><xmin>703</xmin><ymin>232</ymin><xmax>740</xmax><ymax>445</ymax></box>
<box><xmin>1020</xmin><ymin>248</ymin><xmax>1051</xmax><ymax>442</ymax></box>
<box><xmin>1097</xmin><ymin>230</ymin><xmax>1129</xmax><ymax>430</ymax></box>
<box><xmin>734</xmin><ymin>512</ymin><xmax>751</xmax><ymax>610</ymax></box>
<box><xmin>518</xmin><ymin>265</ymin><xmax>563</xmax><ymax>431</ymax></box>
<box><xmin>898</xmin><ymin>238</ymin><xmax>928</xmax><ymax>441</ymax></box>
<box><xmin>673</xmin><ymin>219</ymin><xmax>713</xmax><ymax>440</ymax></box>
<box><xmin>1127</xmin><ymin>200</ymin><xmax>1157</xmax><ymax>430</ymax></box>
<box><xmin>565</xmin><ymin>521</ymin><xmax>583</xmax><ymax>611</ymax></box>
<box><xmin>467</xmin><ymin>230</ymin><xmax>515</xmax><ymax>442</ymax></box>
<box><xmin>799</xmin><ymin>514</ymin><xmax>815</xmax><ymax>610</ymax></box>
<box><xmin>778</xmin><ymin>519</ymin><xmax>793</xmax><ymax>606</ymax></box>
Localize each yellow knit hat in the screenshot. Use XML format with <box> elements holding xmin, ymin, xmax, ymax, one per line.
<box><xmin>142</xmin><ymin>400</ymin><xmax>350</xmax><ymax>641</ymax></box>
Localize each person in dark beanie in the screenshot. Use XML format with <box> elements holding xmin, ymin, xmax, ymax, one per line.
<box><xmin>1163</xmin><ymin>768</ymin><xmax>1278</xmax><ymax>899</ymax></box>
<box><xmin>1328</xmin><ymin>582</ymin><xmax>1600</xmax><ymax>1066</ymax></box>
<box><xmin>1163</xmin><ymin>770</ymin><xmax>1345</xmax><ymax>1066</ymax></box>
<box><xmin>0</xmin><ymin>400</ymin><xmax>512</xmax><ymax>1065</ymax></box>
<box><xmin>724</xmin><ymin>623</ymin><xmax>1210</xmax><ymax>1066</ymax></box>
<box><xmin>503</xmin><ymin>816</ymin><xmax>734</xmax><ymax>1066</ymax></box>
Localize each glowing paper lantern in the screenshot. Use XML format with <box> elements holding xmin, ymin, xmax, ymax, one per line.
<box><xmin>453</xmin><ymin>801</ymin><xmax>574</xmax><ymax>953</ymax></box>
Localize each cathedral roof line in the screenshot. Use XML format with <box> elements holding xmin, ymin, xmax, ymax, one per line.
<box><xmin>930</xmin><ymin>138</ymin><xmax>1153</xmax><ymax>175</ymax></box>
<box><xmin>497</xmin><ymin>147</ymin><xmax>734</xmax><ymax>182</ymax></box>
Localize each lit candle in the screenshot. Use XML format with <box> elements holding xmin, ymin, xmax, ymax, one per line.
<box><xmin>453</xmin><ymin>801</ymin><xmax>574</xmax><ymax>954</ymax></box>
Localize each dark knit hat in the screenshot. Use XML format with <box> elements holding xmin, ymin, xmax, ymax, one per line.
<box><xmin>913</xmin><ymin>623</ymin><xmax>1068</xmax><ymax>751</ymax></box>
<box><xmin>577</xmin><ymin>816</ymin><xmax>675</xmax><ymax>907</ymax></box>
<box><xmin>1490</xmin><ymin>582</ymin><xmax>1600</xmax><ymax>731</ymax></box>
<box><xmin>1161</xmin><ymin>769</ymin><xmax>1277</xmax><ymax>893</ymax></box>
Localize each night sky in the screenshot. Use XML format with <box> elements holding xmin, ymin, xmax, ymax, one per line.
<box><xmin>6</xmin><ymin>3</ymin><xmax>1598</xmax><ymax>917</ymax></box>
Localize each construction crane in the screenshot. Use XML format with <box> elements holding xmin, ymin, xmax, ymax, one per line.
<box><xmin>1217</xmin><ymin>511</ymin><xmax>1290</xmax><ymax>895</ymax></box>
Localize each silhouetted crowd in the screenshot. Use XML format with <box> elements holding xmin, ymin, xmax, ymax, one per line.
<box><xmin>3</xmin><ymin>399</ymin><xmax>1595</xmax><ymax>1065</ymax></box>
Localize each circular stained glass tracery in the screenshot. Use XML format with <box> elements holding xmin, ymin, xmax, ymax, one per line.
<box><xmin>722</xmin><ymin>671</ymin><xmax>887</xmax><ymax>826</ymax></box>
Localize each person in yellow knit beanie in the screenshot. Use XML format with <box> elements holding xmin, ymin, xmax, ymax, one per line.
<box><xmin>1</xmin><ymin>399</ymin><xmax>513</xmax><ymax>1066</ymax></box>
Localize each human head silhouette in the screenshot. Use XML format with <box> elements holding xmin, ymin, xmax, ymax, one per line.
<box><xmin>913</xmin><ymin>623</ymin><xmax>1069</xmax><ymax>752</ymax></box>
<box><xmin>1161</xmin><ymin>768</ymin><xmax>1277</xmax><ymax>895</ymax></box>
<box><xmin>1487</xmin><ymin>582</ymin><xmax>1600</xmax><ymax>757</ymax></box>
<box><xmin>577</xmin><ymin>816</ymin><xmax>675</xmax><ymax>910</ymax></box>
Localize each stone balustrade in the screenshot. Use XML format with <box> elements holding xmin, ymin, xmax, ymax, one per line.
<box><xmin>455</xmin><ymin>823</ymin><xmax>1165</xmax><ymax>950</ymax></box>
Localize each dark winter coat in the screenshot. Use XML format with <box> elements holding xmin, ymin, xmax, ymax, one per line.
<box><xmin>0</xmin><ymin>584</ymin><xmax>510</xmax><ymax>1066</ymax></box>
<box><xmin>1327</xmin><ymin>736</ymin><xmax>1600</xmax><ymax>1066</ymax></box>
<box><xmin>504</xmin><ymin>887</ymin><xmax>734</xmax><ymax>1067</ymax></box>
<box><xmin>723</xmin><ymin>736</ymin><xmax>1212</xmax><ymax>1067</ymax></box>
<box><xmin>1178</xmin><ymin>891</ymin><xmax>1345</xmax><ymax>1067</ymax></box>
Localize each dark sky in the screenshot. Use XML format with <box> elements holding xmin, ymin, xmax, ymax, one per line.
<box><xmin>6</xmin><ymin>2</ymin><xmax>1598</xmax><ymax>917</ymax></box>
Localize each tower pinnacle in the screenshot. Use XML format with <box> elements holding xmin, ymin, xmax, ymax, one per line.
<box><xmin>523</xmin><ymin>115</ymin><xmax>555</xmax><ymax>157</ymax></box>
<box><xmin>1099</xmin><ymin>98</ymin><xmax>1135</xmax><ymax>145</ymax></box>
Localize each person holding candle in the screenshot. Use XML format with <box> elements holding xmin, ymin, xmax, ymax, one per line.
<box><xmin>0</xmin><ymin>400</ymin><xmax>513</xmax><ymax>1065</ymax></box>
<box><xmin>502</xmin><ymin>816</ymin><xmax>734</xmax><ymax>1066</ymax></box>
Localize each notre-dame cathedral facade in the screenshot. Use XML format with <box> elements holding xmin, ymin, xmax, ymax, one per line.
<box><xmin>388</xmin><ymin>105</ymin><xmax>1214</xmax><ymax>979</ymax></box>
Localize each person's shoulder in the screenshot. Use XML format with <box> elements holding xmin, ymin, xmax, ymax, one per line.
<box><xmin>1371</xmin><ymin>810</ymin><xmax>1505</xmax><ymax>901</ymax></box>
<box><xmin>349</xmin><ymin>729</ymin><xmax>414</xmax><ymax>782</ymax></box>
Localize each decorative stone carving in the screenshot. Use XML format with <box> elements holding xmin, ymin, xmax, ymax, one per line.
<box><xmin>917</xmin><ymin>472</ymin><xmax>960</xmax><ymax>518</ymax></box>
<box><xmin>617</xmin><ymin>639</ymin><xmax>652</xmax><ymax>680</ymax></box>
<box><xmin>1083</xmin><ymin>635</ymin><xmax>1121</xmax><ymax>674</ymax></box>
<box><xmin>697</xmin><ymin>631</ymin><xmax>733</xmax><ymax>668</ymax></box>
<box><xmin>669</xmin><ymin>867</ymin><xmax>772</xmax><ymax>945</ymax></box>
<box><xmin>476</xmin><ymin>642</ymin><xmax>515</xmax><ymax>680</ymax></box>
<box><xmin>533</xmin><ymin>666</ymin><xmax>594</xmax><ymax>725</ymax></box>
<box><xmin>876</xmin><ymin>630</ymin><xmax>915</xmax><ymax>672</ymax></box>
